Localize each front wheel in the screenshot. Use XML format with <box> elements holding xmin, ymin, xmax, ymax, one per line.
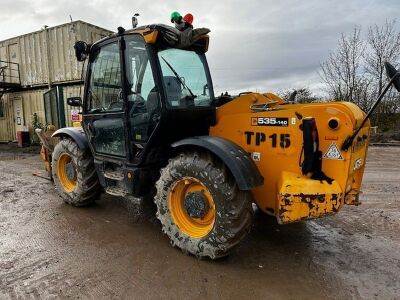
<box><xmin>155</xmin><ymin>152</ymin><xmax>254</xmax><ymax>259</ymax></box>
<box><xmin>52</xmin><ymin>138</ymin><xmax>100</xmax><ymax>206</ymax></box>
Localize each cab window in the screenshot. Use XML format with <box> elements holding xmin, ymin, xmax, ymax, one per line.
<box><xmin>158</xmin><ymin>48</ymin><xmax>213</xmax><ymax>108</ymax></box>
<box><xmin>87</xmin><ymin>42</ymin><xmax>122</xmax><ymax>113</ymax></box>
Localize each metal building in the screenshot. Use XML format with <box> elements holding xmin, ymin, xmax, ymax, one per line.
<box><xmin>0</xmin><ymin>20</ymin><xmax>113</xmax><ymax>142</ymax></box>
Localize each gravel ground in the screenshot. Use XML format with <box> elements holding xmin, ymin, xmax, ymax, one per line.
<box><xmin>0</xmin><ymin>146</ymin><xmax>399</xmax><ymax>299</ymax></box>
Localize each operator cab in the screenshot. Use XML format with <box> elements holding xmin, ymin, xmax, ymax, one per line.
<box><xmin>76</xmin><ymin>25</ymin><xmax>216</xmax><ymax>166</ymax></box>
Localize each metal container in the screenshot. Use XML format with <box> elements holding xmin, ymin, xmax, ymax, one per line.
<box><xmin>0</xmin><ymin>21</ymin><xmax>112</xmax><ymax>87</ymax></box>
<box><xmin>0</xmin><ymin>84</ymin><xmax>83</xmax><ymax>141</ymax></box>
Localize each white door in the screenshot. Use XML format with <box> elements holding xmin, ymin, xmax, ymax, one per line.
<box><xmin>13</xmin><ymin>97</ymin><xmax>24</xmax><ymax>137</ymax></box>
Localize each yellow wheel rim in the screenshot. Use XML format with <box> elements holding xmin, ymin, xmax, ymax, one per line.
<box><xmin>57</xmin><ymin>153</ymin><xmax>77</xmax><ymax>193</ymax></box>
<box><xmin>168</xmin><ymin>177</ymin><xmax>216</xmax><ymax>238</ymax></box>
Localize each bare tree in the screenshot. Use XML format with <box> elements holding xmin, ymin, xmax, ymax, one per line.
<box><xmin>319</xmin><ymin>26</ymin><xmax>369</xmax><ymax>108</ymax></box>
<box><xmin>279</xmin><ymin>87</ymin><xmax>321</xmax><ymax>103</ymax></box>
<box><xmin>364</xmin><ymin>19</ymin><xmax>400</xmax><ymax>114</ymax></box>
<box><xmin>319</xmin><ymin>20</ymin><xmax>400</xmax><ymax>130</ymax></box>
<box><xmin>352</xmin><ymin>76</ymin><xmax>374</xmax><ymax>112</ymax></box>
<box><xmin>365</xmin><ymin>19</ymin><xmax>400</xmax><ymax>94</ymax></box>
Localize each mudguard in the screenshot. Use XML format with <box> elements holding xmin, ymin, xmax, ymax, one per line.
<box><xmin>52</xmin><ymin>127</ymin><xmax>89</xmax><ymax>150</ymax></box>
<box><xmin>172</xmin><ymin>136</ymin><xmax>264</xmax><ymax>190</ymax></box>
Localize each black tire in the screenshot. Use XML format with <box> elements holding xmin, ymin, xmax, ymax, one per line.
<box><xmin>155</xmin><ymin>152</ymin><xmax>254</xmax><ymax>259</ymax></box>
<box><xmin>52</xmin><ymin>138</ymin><xmax>100</xmax><ymax>206</ymax></box>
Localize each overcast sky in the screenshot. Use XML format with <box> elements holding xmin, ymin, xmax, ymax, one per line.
<box><xmin>1</xmin><ymin>0</ymin><xmax>400</xmax><ymax>95</ymax></box>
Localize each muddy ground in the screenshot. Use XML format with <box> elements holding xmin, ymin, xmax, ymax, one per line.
<box><xmin>0</xmin><ymin>145</ymin><xmax>399</xmax><ymax>299</ymax></box>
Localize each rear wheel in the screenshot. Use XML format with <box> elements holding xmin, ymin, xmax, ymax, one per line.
<box><xmin>52</xmin><ymin>138</ymin><xmax>100</xmax><ymax>206</ymax></box>
<box><xmin>155</xmin><ymin>152</ymin><xmax>254</xmax><ymax>259</ymax></box>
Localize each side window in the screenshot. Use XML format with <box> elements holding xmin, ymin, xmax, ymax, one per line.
<box><xmin>87</xmin><ymin>42</ymin><xmax>122</xmax><ymax>113</ymax></box>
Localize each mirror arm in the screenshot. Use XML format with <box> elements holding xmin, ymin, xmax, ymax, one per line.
<box><xmin>342</xmin><ymin>72</ymin><xmax>400</xmax><ymax>150</ymax></box>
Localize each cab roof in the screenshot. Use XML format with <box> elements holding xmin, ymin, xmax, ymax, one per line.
<box><xmin>94</xmin><ymin>24</ymin><xmax>210</xmax><ymax>52</ymax></box>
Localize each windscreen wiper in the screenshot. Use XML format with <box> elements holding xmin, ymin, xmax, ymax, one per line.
<box><xmin>161</xmin><ymin>56</ymin><xmax>196</xmax><ymax>99</ymax></box>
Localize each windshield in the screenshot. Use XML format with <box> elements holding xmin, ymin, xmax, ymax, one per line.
<box><xmin>158</xmin><ymin>48</ymin><xmax>213</xmax><ymax>108</ymax></box>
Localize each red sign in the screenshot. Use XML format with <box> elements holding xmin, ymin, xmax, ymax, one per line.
<box><xmin>71</xmin><ymin>110</ymin><xmax>80</xmax><ymax>121</ymax></box>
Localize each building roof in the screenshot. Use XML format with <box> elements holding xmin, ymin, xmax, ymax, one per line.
<box><xmin>0</xmin><ymin>20</ymin><xmax>114</xmax><ymax>44</ymax></box>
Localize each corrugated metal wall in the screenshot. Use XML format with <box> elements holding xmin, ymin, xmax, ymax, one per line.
<box><xmin>0</xmin><ymin>20</ymin><xmax>112</xmax><ymax>142</ymax></box>
<box><xmin>0</xmin><ymin>85</ymin><xmax>82</xmax><ymax>141</ymax></box>
<box><xmin>0</xmin><ymin>21</ymin><xmax>112</xmax><ymax>86</ymax></box>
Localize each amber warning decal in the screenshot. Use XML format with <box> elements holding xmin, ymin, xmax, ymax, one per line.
<box><xmin>251</xmin><ymin>117</ymin><xmax>289</xmax><ymax>127</ymax></box>
<box><xmin>323</xmin><ymin>142</ymin><xmax>344</xmax><ymax>160</ymax></box>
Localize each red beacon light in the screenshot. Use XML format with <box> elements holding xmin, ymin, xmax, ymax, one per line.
<box><xmin>183</xmin><ymin>13</ymin><xmax>194</xmax><ymax>25</ymax></box>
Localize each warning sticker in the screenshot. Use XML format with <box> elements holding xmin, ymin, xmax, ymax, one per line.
<box><xmin>353</xmin><ymin>158</ymin><xmax>363</xmax><ymax>170</ymax></box>
<box><xmin>71</xmin><ymin>110</ymin><xmax>80</xmax><ymax>121</ymax></box>
<box><xmin>323</xmin><ymin>142</ymin><xmax>344</xmax><ymax>160</ymax></box>
<box><xmin>252</xmin><ymin>152</ymin><xmax>261</xmax><ymax>161</ymax></box>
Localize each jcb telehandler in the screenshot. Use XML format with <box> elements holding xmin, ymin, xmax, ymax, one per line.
<box><xmin>37</xmin><ymin>23</ymin><xmax>400</xmax><ymax>259</ymax></box>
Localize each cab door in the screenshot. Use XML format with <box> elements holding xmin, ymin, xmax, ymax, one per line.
<box><xmin>82</xmin><ymin>38</ymin><xmax>128</xmax><ymax>159</ymax></box>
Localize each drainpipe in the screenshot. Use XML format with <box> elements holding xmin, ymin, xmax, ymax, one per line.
<box><xmin>43</xmin><ymin>25</ymin><xmax>52</xmax><ymax>90</ymax></box>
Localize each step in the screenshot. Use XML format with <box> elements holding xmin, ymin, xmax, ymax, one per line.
<box><xmin>105</xmin><ymin>186</ymin><xmax>127</xmax><ymax>197</ymax></box>
<box><xmin>104</xmin><ymin>170</ymin><xmax>125</xmax><ymax>181</ymax></box>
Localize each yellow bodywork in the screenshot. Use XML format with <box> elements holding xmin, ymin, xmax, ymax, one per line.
<box><xmin>210</xmin><ymin>93</ymin><xmax>370</xmax><ymax>224</ymax></box>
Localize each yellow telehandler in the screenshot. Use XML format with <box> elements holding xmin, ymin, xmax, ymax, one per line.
<box><xmin>36</xmin><ymin>23</ymin><xmax>400</xmax><ymax>259</ymax></box>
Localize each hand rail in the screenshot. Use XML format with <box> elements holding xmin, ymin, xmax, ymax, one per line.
<box><xmin>0</xmin><ymin>60</ymin><xmax>21</xmax><ymax>86</ymax></box>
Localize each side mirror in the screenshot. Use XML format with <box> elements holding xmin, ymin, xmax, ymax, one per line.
<box><xmin>67</xmin><ymin>97</ymin><xmax>82</xmax><ymax>107</ymax></box>
<box><xmin>74</xmin><ymin>41</ymin><xmax>91</xmax><ymax>62</ymax></box>
<box><xmin>385</xmin><ymin>62</ymin><xmax>400</xmax><ymax>92</ymax></box>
